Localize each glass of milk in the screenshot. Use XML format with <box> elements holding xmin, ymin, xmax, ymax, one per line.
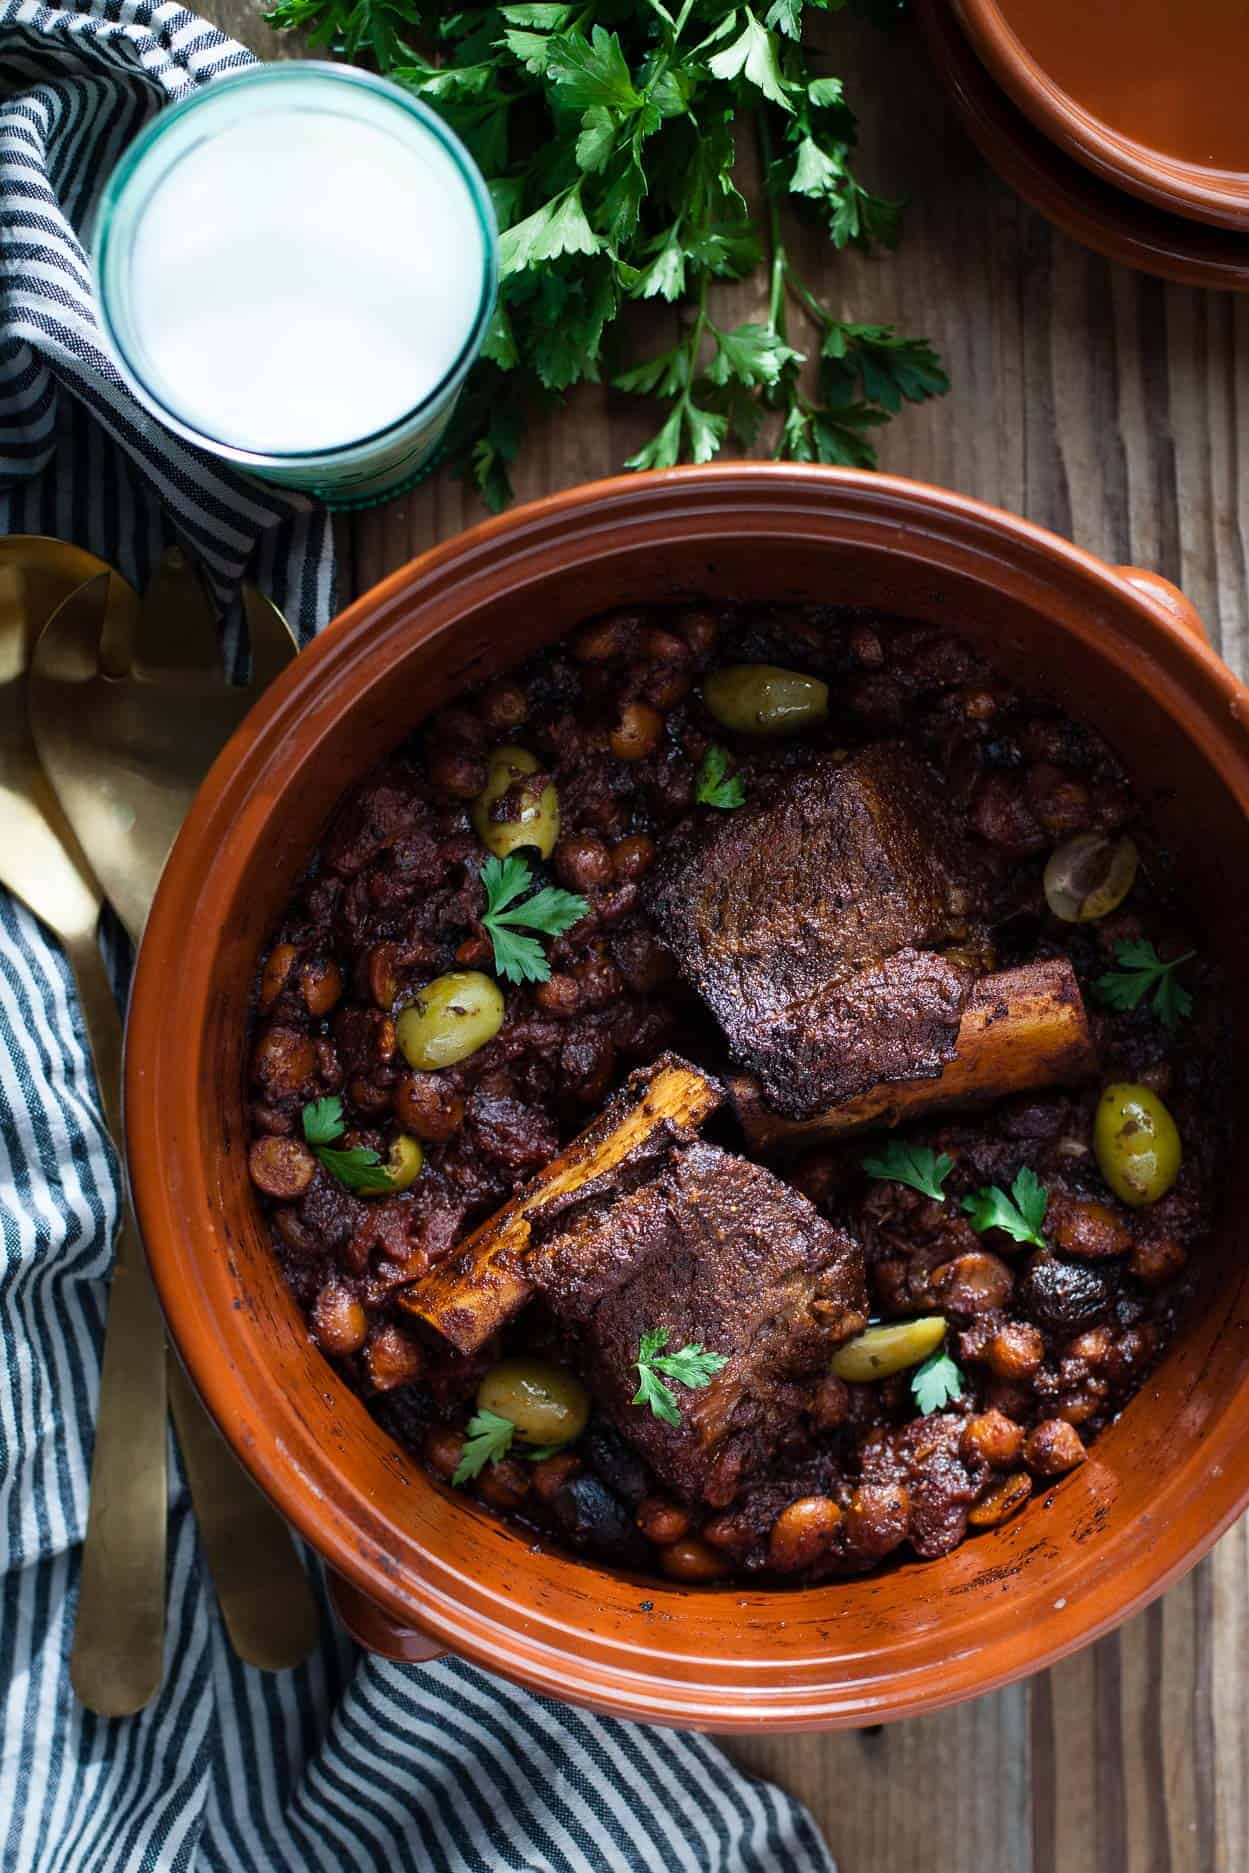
<box><xmin>93</xmin><ymin>63</ymin><xmax>497</xmax><ymax>508</ymax></box>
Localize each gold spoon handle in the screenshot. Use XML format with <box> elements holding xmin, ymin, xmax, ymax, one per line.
<box><xmin>63</xmin><ymin>930</ymin><xmax>169</xmax><ymax>1717</ymax></box>
<box><xmin>166</xmin><ymin>1360</ymin><xmax>320</xmax><ymax>1670</ymax></box>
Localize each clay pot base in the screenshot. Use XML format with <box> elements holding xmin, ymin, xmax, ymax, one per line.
<box><xmin>917</xmin><ymin>0</ymin><xmax>1249</xmax><ymax>293</ymax></box>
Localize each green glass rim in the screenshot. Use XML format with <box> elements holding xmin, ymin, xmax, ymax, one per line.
<box><xmin>92</xmin><ymin>61</ymin><xmax>499</xmax><ymax>468</ymax></box>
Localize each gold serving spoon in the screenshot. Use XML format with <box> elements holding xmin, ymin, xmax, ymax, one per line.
<box><xmin>31</xmin><ymin>556</ymin><xmax>320</xmax><ymax>1677</ymax></box>
<box><xmin>0</xmin><ymin>549</ymin><xmax>167</xmax><ymax>1716</ymax></box>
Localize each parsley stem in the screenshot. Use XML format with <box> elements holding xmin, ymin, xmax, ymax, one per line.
<box><xmin>754</xmin><ymin>108</ymin><xmax>787</xmax><ymax>338</ymax></box>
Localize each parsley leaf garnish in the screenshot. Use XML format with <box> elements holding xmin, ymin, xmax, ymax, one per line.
<box><xmin>863</xmin><ymin>1140</ymin><xmax>953</xmax><ymax>1202</ymax></box>
<box><xmin>452</xmin><ymin>1409</ymin><xmax>517</xmax><ymax>1485</ymax></box>
<box><xmin>695</xmin><ymin>745</ymin><xmax>746</xmax><ymax>810</ymax></box>
<box><xmin>480</xmin><ymin>854</ymin><xmax>588</xmax><ymax>985</ymax></box>
<box><xmin>263</xmin><ymin>0</ymin><xmax>947</xmax><ymax>510</ymax></box>
<box><xmin>911</xmin><ymin>1349</ymin><xmax>964</xmax><ymax>1415</ymax></box>
<box><xmin>300</xmin><ymin>1096</ymin><xmax>396</xmax><ymax>1194</ymax></box>
<box><xmin>1095</xmin><ymin>939</ymin><xmax>1195</xmax><ymax>1030</ymax></box>
<box><xmin>632</xmin><ymin>1327</ymin><xmax>729</xmax><ymax>1428</ymax></box>
<box><xmin>961</xmin><ymin>1168</ymin><xmax>1049</xmax><ymax>1248</ymax></box>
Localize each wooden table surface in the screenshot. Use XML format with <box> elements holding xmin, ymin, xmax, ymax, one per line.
<box><xmin>223</xmin><ymin>5</ymin><xmax>1248</xmax><ymax>1866</ymax></box>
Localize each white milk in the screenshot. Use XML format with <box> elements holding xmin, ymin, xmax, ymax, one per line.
<box><xmin>95</xmin><ymin>66</ymin><xmax>496</xmax><ymax>504</ymax></box>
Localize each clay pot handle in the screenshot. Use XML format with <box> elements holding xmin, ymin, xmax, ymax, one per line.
<box><xmin>327</xmin><ymin>1568</ymin><xmax>447</xmax><ymax>1663</ymax></box>
<box><xmin>1116</xmin><ymin>567</ymin><xmax>1210</xmax><ymax>646</ymax></box>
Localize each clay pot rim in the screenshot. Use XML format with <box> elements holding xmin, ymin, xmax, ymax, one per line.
<box><xmin>916</xmin><ymin>0</ymin><xmax>1249</xmax><ymax>293</ymax></box>
<box><xmin>127</xmin><ymin>464</ymin><xmax>1249</xmax><ymax>1728</ymax></box>
<box><xmin>953</xmin><ymin>0</ymin><xmax>1249</xmax><ymax>230</ymax></box>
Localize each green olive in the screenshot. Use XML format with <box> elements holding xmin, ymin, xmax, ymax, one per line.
<box><xmin>357</xmin><ymin>1132</ymin><xmax>425</xmax><ymax>1199</ymax></box>
<box><xmin>1093</xmin><ymin>1082</ymin><xmax>1181</xmax><ymax>1207</ymax></box>
<box><xmin>477</xmin><ymin>1358</ymin><xmax>590</xmax><ymax>1448</ymax></box>
<box><xmin>388</xmin><ymin>1133</ymin><xmax>425</xmax><ymax>1190</ymax></box>
<box><xmin>470</xmin><ymin>744</ymin><xmax>559</xmax><ymax>860</ymax></box>
<box><xmin>396</xmin><ymin>972</ymin><xmax>504</xmax><ymax>1071</ymax></box>
<box><xmin>703</xmin><ymin>664</ymin><xmax>829</xmax><ymax>737</ymax></box>
<box><xmin>830</xmin><ymin>1316</ymin><xmax>947</xmax><ymax>1382</ymax></box>
<box><xmin>1043</xmin><ymin>833</ymin><xmax>1139</xmax><ymax>923</ymax></box>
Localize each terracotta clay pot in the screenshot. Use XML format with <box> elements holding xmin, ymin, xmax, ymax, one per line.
<box><xmin>917</xmin><ymin>0</ymin><xmax>1249</xmax><ymax>293</ymax></box>
<box><xmin>127</xmin><ymin>466</ymin><xmax>1249</xmax><ymax>1730</ymax></box>
<box><xmin>953</xmin><ymin>0</ymin><xmax>1249</xmax><ymax>231</ymax></box>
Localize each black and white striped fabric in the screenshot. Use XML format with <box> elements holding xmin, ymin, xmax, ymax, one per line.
<box><xmin>0</xmin><ymin>6</ymin><xmax>840</xmax><ymax>1870</ymax></box>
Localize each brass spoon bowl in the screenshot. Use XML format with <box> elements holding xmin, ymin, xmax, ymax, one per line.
<box><xmin>0</xmin><ymin>547</ymin><xmax>166</xmax><ymax>1717</ymax></box>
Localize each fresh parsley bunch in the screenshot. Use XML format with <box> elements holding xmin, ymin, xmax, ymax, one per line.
<box><xmin>265</xmin><ymin>0</ymin><xmax>947</xmax><ymax>508</ymax></box>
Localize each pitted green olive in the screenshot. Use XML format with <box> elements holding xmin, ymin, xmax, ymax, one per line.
<box><xmin>1043</xmin><ymin>833</ymin><xmax>1139</xmax><ymax>923</ymax></box>
<box><xmin>703</xmin><ymin>664</ymin><xmax>829</xmax><ymax>737</ymax></box>
<box><xmin>471</xmin><ymin>745</ymin><xmax>559</xmax><ymax>860</ymax></box>
<box><xmin>1093</xmin><ymin>1082</ymin><xmax>1181</xmax><ymax>1207</ymax></box>
<box><xmin>830</xmin><ymin>1316</ymin><xmax>947</xmax><ymax>1382</ymax></box>
<box><xmin>357</xmin><ymin>1132</ymin><xmax>425</xmax><ymax>1198</ymax></box>
<box><xmin>396</xmin><ymin>972</ymin><xmax>504</xmax><ymax>1071</ymax></box>
<box><xmin>386</xmin><ymin>1133</ymin><xmax>425</xmax><ymax>1191</ymax></box>
<box><xmin>477</xmin><ymin>1358</ymin><xmax>590</xmax><ymax>1447</ymax></box>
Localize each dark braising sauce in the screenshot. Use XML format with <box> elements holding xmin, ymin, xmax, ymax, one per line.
<box><xmin>997</xmin><ymin>0</ymin><xmax>1249</xmax><ymax>174</ymax></box>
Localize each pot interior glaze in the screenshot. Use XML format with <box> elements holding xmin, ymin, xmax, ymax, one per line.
<box><xmin>954</xmin><ymin>0</ymin><xmax>1249</xmax><ymax>230</ymax></box>
<box><xmin>127</xmin><ymin>467</ymin><xmax>1249</xmax><ymax>1729</ymax></box>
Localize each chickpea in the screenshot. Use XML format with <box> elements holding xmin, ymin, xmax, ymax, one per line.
<box><xmin>967</xmin><ymin>1471</ymin><xmax>1033</xmax><ymax>1528</ymax></box>
<box><xmin>533</xmin><ymin>973</ymin><xmax>582</xmax><ymax>1019</ymax></box>
<box><xmin>1024</xmin><ymin>1419</ymin><xmax>1087</xmax><ymax>1477</ymax></box>
<box><xmin>477</xmin><ymin>1358</ymin><xmax>590</xmax><ymax>1449</ymax></box>
<box><xmin>660</xmin><ymin>1538</ymin><xmax>730</xmax><ymax>1583</ymax></box>
<box><xmin>363</xmin><ymin>1323</ymin><xmax>425</xmax><ymax>1391</ymax></box>
<box><xmin>250</xmin><ymin>1026</ymin><xmax>318</xmax><ymax>1098</ymax></box>
<box><xmin>471</xmin><ymin>745</ymin><xmax>559</xmax><ymax>860</ymax></box>
<box><xmin>637</xmin><ymin>1496</ymin><xmax>691</xmax><ymax>1546</ymax></box>
<box><xmin>960</xmin><ymin>1409</ymin><xmax>1024</xmax><ymax>1470</ymax></box>
<box><xmin>611</xmin><ymin>833</ymin><xmax>657</xmax><ymax>883</ymax></box>
<box><xmin>983</xmin><ymin>1322</ymin><xmax>1045</xmax><ymax>1379</ymax></box>
<box><xmin>703</xmin><ymin>664</ymin><xmax>829</xmax><ymax>737</ymax></box>
<box><xmin>1043</xmin><ymin>833</ymin><xmax>1138</xmax><ymax>923</ymax></box>
<box><xmin>611</xmin><ymin>703</ymin><xmax>663</xmax><ymax>762</ymax></box>
<box><xmin>367</xmin><ymin>942</ymin><xmax>402</xmax><ymax>1010</ymax></box>
<box><xmin>476</xmin><ymin>1458</ymin><xmax>531</xmax><ymax>1510</ymax></box>
<box><xmin>675</xmin><ymin>607</ymin><xmax>718</xmax><ymax>656</ymax></box>
<box><xmin>844</xmin><ymin>1483</ymin><xmax>910</xmax><ymax>1559</ymax></box>
<box><xmin>530</xmin><ymin>1451</ymin><xmax>581</xmax><ymax>1504</ymax></box>
<box><xmin>259</xmin><ymin>942</ymin><xmax>298</xmax><ymax>1011</ymax></box>
<box><xmin>397</xmin><ymin>972</ymin><xmax>504</xmax><ymax>1071</ymax></box>
<box><xmin>553</xmin><ymin>834</ymin><xmax>612</xmax><ymax>893</ymax></box>
<box><xmin>1047</xmin><ymin>1192</ymin><xmax>1133</xmax><ymax>1260</ymax></box>
<box><xmin>393</xmin><ymin>1071</ymin><xmax>466</xmax><ymax>1142</ymax></box>
<box><xmin>1130</xmin><ymin>1234</ymin><xmax>1187</xmax><ymax>1286</ymax></box>
<box><xmin>248</xmin><ymin>1135</ymin><xmax>316</xmax><ymax>1200</ymax></box>
<box><xmin>767</xmin><ymin>1497</ymin><xmax>842</xmax><ymax>1573</ymax></box>
<box><xmin>311</xmin><ymin>1283</ymin><xmax>368</xmax><ymax>1358</ymax></box>
<box><xmin>700</xmin><ymin>1509</ymin><xmax>760</xmax><ymax>1559</ymax></box>
<box><xmin>574</xmin><ymin>613</ymin><xmax>639</xmax><ymax>661</ymax></box>
<box><xmin>300</xmin><ymin>956</ymin><xmax>343</xmax><ymax>1018</ymax></box>
<box><xmin>642</xmin><ymin>666</ymin><xmax>691</xmax><ymax>713</ymax></box>
<box><xmin>810</xmin><ymin>1374</ymin><xmax>851</xmax><ymax>1430</ymax></box>
<box><xmin>1093</xmin><ymin>1083</ymin><xmax>1182</xmax><ymax>1207</ymax></box>
<box><xmin>429</xmin><ymin>746</ymin><xmax>488</xmax><ymax>800</ymax></box>
<box><xmin>477</xmin><ymin>680</ymin><xmax>528</xmax><ymax>734</ymax></box>
<box><xmin>931</xmin><ymin>1251</ymin><xmax>1014</xmax><ymax>1315</ymax></box>
<box><xmin>425</xmin><ymin>1425</ymin><xmax>466</xmax><ymax>1481</ymax></box>
<box><xmin>830</xmin><ymin>1316</ymin><xmax>947</xmax><ymax>1382</ymax></box>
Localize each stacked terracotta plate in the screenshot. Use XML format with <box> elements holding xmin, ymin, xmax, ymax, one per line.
<box><xmin>917</xmin><ymin>0</ymin><xmax>1249</xmax><ymax>290</ymax></box>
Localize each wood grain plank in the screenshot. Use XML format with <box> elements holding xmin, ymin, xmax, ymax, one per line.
<box><xmin>728</xmin><ymin>1684</ymin><xmax>1032</xmax><ymax>1873</ymax></box>
<box><xmin>190</xmin><ymin>9</ymin><xmax>1248</xmax><ymax>1871</ymax></box>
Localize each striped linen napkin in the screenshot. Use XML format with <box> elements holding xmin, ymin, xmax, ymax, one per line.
<box><xmin>0</xmin><ymin>6</ymin><xmax>840</xmax><ymax>1869</ymax></box>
